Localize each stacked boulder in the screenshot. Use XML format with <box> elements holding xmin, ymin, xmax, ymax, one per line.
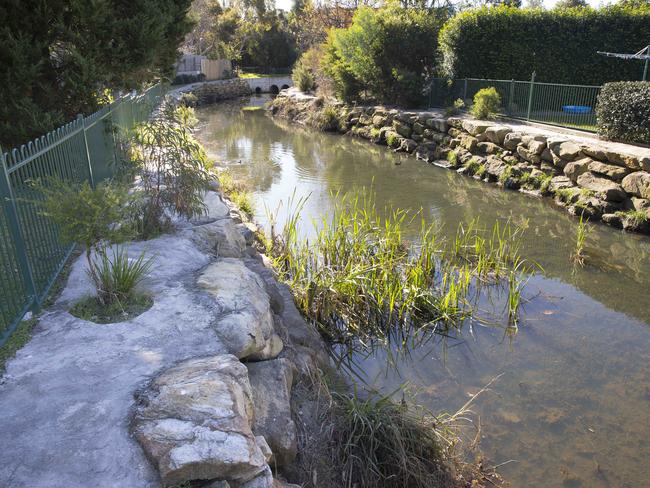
<box><xmin>131</xmin><ymin>189</ymin><xmax>325</xmax><ymax>487</ymax></box>
<box><xmin>334</xmin><ymin>104</ymin><xmax>650</xmax><ymax>234</ymax></box>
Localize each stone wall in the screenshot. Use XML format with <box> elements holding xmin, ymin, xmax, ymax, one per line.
<box><xmin>269</xmin><ymin>91</ymin><xmax>650</xmax><ymax>235</ymax></box>
<box><xmin>171</xmin><ymin>78</ymin><xmax>253</xmax><ymax>105</ymax></box>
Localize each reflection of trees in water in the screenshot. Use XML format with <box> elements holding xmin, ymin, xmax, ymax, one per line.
<box><xmin>199</xmin><ymin>104</ymin><xmax>650</xmax><ymax>325</ymax></box>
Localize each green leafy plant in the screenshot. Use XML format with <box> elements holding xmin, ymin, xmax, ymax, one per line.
<box><xmin>317</xmin><ymin>105</ymin><xmax>341</xmax><ymax>131</ymax></box>
<box><xmin>91</xmin><ymin>247</ymin><xmax>153</xmax><ymax>305</ymax></box>
<box><xmin>129</xmin><ymin>107</ymin><xmax>213</xmax><ymax>238</ymax></box>
<box><xmin>445</xmin><ymin>98</ymin><xmax>465</xmax><ymax>116</ymax></box>
<box><xmin>471</xmin><ymin>87</ymin><xmax>501</xmax><ymax>120</ymax></box>
<box><xmin>292</xmin><ymin>56</ymin><xmax>316</xmax><ymax>92</ymax></box>
<box><xmin>571</xmin><ymin>215</ymin><xmax>591</xmax><ymax>266</ymax></box>
<box><xmin>597</xmin><ymin>81</ymin><xmax>650</xmax><ymax>144</ymax></box>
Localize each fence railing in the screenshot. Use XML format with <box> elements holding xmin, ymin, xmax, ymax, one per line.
<box><xmin>428</xmin><ymin>76</ymin><xmax>602</xmax><ymax>132</ymax></box>
<box><xmin>0</xmin><ymin>84</ymin><xmax>166</xmax><ymax>346</ymax></box>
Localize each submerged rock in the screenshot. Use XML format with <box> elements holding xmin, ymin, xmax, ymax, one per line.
<box><xmin>131</xmin><ymin>355</ymin><xmax>269</xmax><ymax>487</ymax></box>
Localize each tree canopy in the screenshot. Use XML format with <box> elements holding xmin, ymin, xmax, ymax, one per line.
<box><xmin>0</xmin><ymin>0</ymin><xmax>193</xmax><ymax>148</ymax></box>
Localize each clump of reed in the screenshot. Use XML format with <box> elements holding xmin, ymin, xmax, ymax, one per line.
<box><xmin>217</xmin><ymin>167</ymin><xmax>255</xmax><ymax>216</ymax></box>
<box><xmin>571</xmin><ymin>215</ymin><xmax>591</xmax><ymax>266</ymax></box>
<box><xmin>267</xmin><ymin>190</ymin><xmax>533</xmax><ymax>352</ymax></box>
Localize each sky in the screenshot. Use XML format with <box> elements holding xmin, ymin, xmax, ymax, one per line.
<box><xmin>275</xmin><ymin>0</ymin><xmax>606</xmax><ymax>11</ymax></box>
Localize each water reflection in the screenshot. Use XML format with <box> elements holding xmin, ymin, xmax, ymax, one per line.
<box><xmin>196</xmin><ymin>99</ymin><xmax>650</xmax><ymax>488</ymax></box>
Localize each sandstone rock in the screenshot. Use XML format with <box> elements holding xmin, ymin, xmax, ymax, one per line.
<box><xmin>131</xmin><ymin>355</ymin><xmax>268</xmax><ymax>487</ymax></box>
<box><xmin>516</xmin><ymin>145</ymin><xmax>541</xmax><ymax>164</ymax></box>
<box><xmin>198</xmin><ymin>259</ymin><xmax>282</xmax><ymax>360</ymax></box>
<box><xmin>191</xmin><ymin>219</ymin><xmax>246</xmax><ymax>257</ymax></box>
<box><xmin>446</xmin><ymin>116</ymin><xmax>463</xmax><ymax>129</ymax></box>
<box><xmin>237</xmin><ymin>466</ymin><xmax>274</xmax><ymax>488</ymax></box>
<box><xmin>393</xmin><ymin>120</ymin><xmax>412</xmax><ymax>139</ymax></box>
<box><xmin>425</xmin><ymin>117</ymin><xmax>448</xmax><ymax>133</ymax></box>
<box><xmin>484</xmin><ymin>126</ymin><xmax>511</xmax><ymax>145</ymax></box>
<box><xmin>503</xmin><ymin>132</ymin><xmax>523</xmax><ymax>151</ymax></box>
<box><xmin>461</xmin><ymin>120</ymin><xmax>490</xmax><ymax>136</ymax></box>
<box><xmin>563</xmin><ymin>158</ymin><xmax>591</xmax><ymax>183</ymax></box>
<box><xmin>621</xmin><ymin>172</ymin><xmax>650</xmax><ymax>199</ymax></box>
<box><xmin>540</xmin><ymin>147</ymin><xmax>553</xmax><ymax>163</ymax></box>
<box><xmin>602</xmin><ymin>213</ymin><xmax>623</xmax><ymax>228</ymax></box>
<box><xmin>372</xmin><ymin>115</ymin><xmax>387</xmax><ymax>128</ymax></box>
<box><xmin>460</xmin><ymin>134</ymin><xmax>478</xmax><ymax>152</ymax></box>
<box><xmin>193</xmin><ymin>191</ymin><xmax>231</xmax><ymax>224</ymax></box>
<box><xmin>582</xmin><ymin>145</ymin><xmax>608</xmax><ymax>162</ymax></box>
<box><xmin>398</xmin><ymin>138</ymin><xmax>417</xmax><ymax>153</ymax></box>
<box><xmin>606</xmin><ymin>151</ymin><xmax>641</xmax><ymax>170</ymax></box>
<box><xmin>588</xmin><ymin>160</ymin><xmax>629</xmax><ymax>182</ymax></box>
<box><xmin>415</xmin><ymin>144</ymin><xmax>436</xmax><ymax>162</ymax></box>
<box><xmin>576</xmin><ymin>172</ymin><xmax>626</xmax><ymax>202</ymax></box>
<box><xmin>477</xmin><ymin>141</ymin><xmax>500</xmax><ymax>155</ymax></box>
<box><xmin>246</xmin><ymin>358</ymin><xmax>297</xmax><ymax>467</ymax></box>
<box><xmin>412</xmin><ymin>122</ymin><xmax>425</xmax><ymax>135</ymax></box>
<box><xmin>624</xmin><ymin>197</ymin><xmax>650</xmax><ymax>212</ymax></box>
<box><xmin>486</xmin><ymin>156</ymin><xmax>508</xmax><ymax>180</ymax></box>
<box><xmin>554</xmin><ymin>141</ymin><xmax>582</xmax><ymax>161</ymax></box>
<box><xmin>527</xmin><ymin>139</ymin><xmax>546</xmax><ymax>155</ymax></box>
<box><xmin>448</xmin><ymin>127</ymin><xmax>462</xmax><ymax>138</ymax></box>
<box><xmin>549</xmin><ymin>176</ymin><xmax>574</xmax><ymax>193</ymax></box>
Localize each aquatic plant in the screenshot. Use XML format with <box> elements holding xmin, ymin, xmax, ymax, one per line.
<box><xmin>571</xmin><ymin>215</ymin><xmax>591</xmax><ymax>266</ymax></box>
<box><xmin>217</xmin><ymin>168</ymin><xmax>255</xmax><ymax>216</ymax></box>
<box><xmin>268</xmin><ymin>190</ymin><xmax>533</xmax><ymax>354</ymax></box>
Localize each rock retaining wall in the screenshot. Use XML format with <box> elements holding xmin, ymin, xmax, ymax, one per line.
<box><xmin>170</xmin><ymin>78</ymin><xmax>253</xmax><ymax>105</ymax></box>
<box><xmin>269</xmin><ymin>91</ymin><xmax>650</xmax><ymax>235</ymax></box>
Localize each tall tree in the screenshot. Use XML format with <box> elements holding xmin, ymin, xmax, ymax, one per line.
<box><xmin>0</xmin><ymin>0</ymin><xmax>193</xmax><ymax>148</ymax></box>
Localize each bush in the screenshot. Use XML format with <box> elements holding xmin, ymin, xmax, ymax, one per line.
<box><xmin>91</xmin><ymin>247</ymin><xmax>153</xmax><ymax>305</ymax></box>
<box><xmin>129</xmin><ymin>107</ymin><xmax>213</xmax><ymax>238</ymax></box>
<box><xmin>323</xmin><ymin>5</ymin><xmax>443</xmax><ymax>106</ymax></box>
<box><xmin>596</xmin><ymin>81</ymin><xmax>650</xmax><ymax>144</ymax></box>
<box><xmin>470</xmin><ymin>87</ymin><xmax>501</xmax><ymax>119</ymax></box>
<box><xmin>439</xmin><ymin>6</ymin><xmax>650</xmax><ymax>85</ymax></box>
<box><xmin>292</xmin><ymin>57</ymin><xmax>316</xmax><ymax>92</ymax></box>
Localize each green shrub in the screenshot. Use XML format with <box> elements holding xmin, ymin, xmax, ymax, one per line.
<box><xmin>317</xmin><ymin>106</ymin><xmax>341</xmax><ymax>131</ymax></box>
<box><xmin>323</xmin><ymin>5</ymin><xmax>443</xmax><ymax>106</ymax></box>
<box><xmin>596</xmin><ymin>81</ymin><xmax>650</xmax><ymax>144</ymax></box>
<box><xmin>91</xmin><ymin>247</ymin><xmax>153</xmax><ymax>305</ymax></box>
<box><xmin>445</xmin><ymin>98</ymin><xmax>465</xmax><ymax>116</ymax></box>
<box><xmin>292</xmin><ymin>53</ymin><xmax>317</xmax><ymax>92</ymax></box>
<box><xmin>129</xmin><ymin>107</ymin><xmax>212</xmax><ymax>238</ymax></box>
<box><xmin>439</xmin><ymin>6</ymin><xmax>650</xmax><ymax>85</ymax></box>
<box><xmin>470</xmin><ymin>87</ymin><xmax>501</xmax><ymax>119</ymax></box>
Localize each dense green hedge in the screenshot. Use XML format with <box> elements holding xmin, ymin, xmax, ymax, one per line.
<box><xmin>596</xmin><ymin>82</ymin><xmax>650</xmax><ymax>144</ymax></box>
<box><xmin>439</xmin><ymin>6</ymin><xmax>650</xmax><ymax>85</ymax></box>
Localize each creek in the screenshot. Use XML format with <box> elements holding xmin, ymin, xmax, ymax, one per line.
<box><xmin>196</xmin><ymin>97</ymin><xmax>650</xmax><ymax>488</ymax></box>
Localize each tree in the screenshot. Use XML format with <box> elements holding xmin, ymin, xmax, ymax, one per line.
<box><xmin>525</xmin><ymin>0</ymin><xmax>545</xmax><ymax>8</ymax></box>
<box><xmin>0</xmin><ymin>0</ymin><xmax>193</xmax><ymax>149</ymax></box>
<box><xmin>554</xmin><ymin>0</ymin><xmax>588</xmax><ymax>8</ymax></box>
<box><xmin>323</xmin><ymin>4</ymin><xmax>444</xmax><ymax>106</ymax></box>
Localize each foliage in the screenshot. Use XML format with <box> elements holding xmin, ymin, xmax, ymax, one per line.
<box><xmin>129</xmin><ymin>107</ymin><xmax>213</xmax><ymax>238</ymax></box>
<box><xmin>267</xmin><ymin>191</ymin><xmax>531</xmax><ymax>353</ymax></box>
<box><xmin>596</xmin><ymin>81</ymin><xmax>650</xmax><ymax>144</ymax></box>
<box><xmin>323</xmin><ymin>5</ymin><xmax>444</xmax><ymax>106</ymax></box>
<box><xmin>470</xmin><ymin>87</ymin><xmax>501</xmax><ymax>119</ymax></box>
<box><xmin>90</xmin><ymin>247</ymin><xmax>154</xmax><ymax>305</ymax></box>
<box><xmin>332</xmin><ymin>390</ymin><xmax>456</xmax><ymax>488</ymax></box>
<box><xmin>292</xmin><ymin>56</ymin><xmax>317</xmax><ymax>92</ymax></box>
<box><xmin>439</xmin><ymin>5</ymin><xmax>650</xmax><ymax>85</ymax></box>
<box><xmin>317</xmin><ymin>106</ymin><xmax>341</xmax><ymax>131</ymax></box>
<box><xmin>217</xmin><ymin>168</ymin><xmax>255</xmax><ymax>216</ymax></box>
<box><xmin>554</xmin><ymin>0</ymin><xmax>588</xmax><ymax>8</ymax></box>
<box><xmin>571</xmin><ymin>215</ymin><xmax>591</xmax><ymax>266</ymax></box>
<box><xmin>0</xmin><ymin>0</ymin><xmax>193</xmax><ymax>148</ymax></box>
<box><xmin>445</xmin><ymin>98</ymin><xmax>465</xmax><ymax>116</ymax></box>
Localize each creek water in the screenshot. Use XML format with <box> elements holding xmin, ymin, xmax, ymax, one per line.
<box><xmin>196</xmin><ymin>98</ymin><xmax>650</xmax><ymax>488</ymax></box>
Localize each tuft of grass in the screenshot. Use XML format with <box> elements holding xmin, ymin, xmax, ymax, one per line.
<box><xmin>446</xmin><ymin>150</ymin><xmax>458</xmax><ymax>167</ymax></box>
<box><xmin>218</xmin><ymin>168</ymin><xmax>255</xmax><ymax>216</ymax></box>
<box><xmin>570</xmin><ymin>215</ymin><xmax>591</xmax><ymax>266</ymax></box>
<box><xmin>70</xmin><ymin>293</ymin><xmax>153</xmax><ymax>324</ymax></box>
<box><xmin>91</xmin><ymin>247</ymin><xmax>154</xmax><ymax>305</ymax></box>
<box><xmin>615</xmin><ymin>209</ymin><xmax>649</xmax><ymax>227</ymax></box>
<box><xmin>386</xmin><ymin>132</ymin><xmax>400</xmax><ymax>148</ymax></box>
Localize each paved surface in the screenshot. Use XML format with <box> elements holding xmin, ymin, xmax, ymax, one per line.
<box><xmin>0</xmin><ymin>234</ymin><xmax>227</xmax><ymax>488</ymax></box>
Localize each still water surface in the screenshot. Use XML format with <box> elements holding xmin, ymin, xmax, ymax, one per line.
<box><xmin>196</xmin><ymin>98</ymin><xmax>650</xmax><ymax>488</ymax></box>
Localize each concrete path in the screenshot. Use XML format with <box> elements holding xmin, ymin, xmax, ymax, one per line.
<box><xmin>0</xmin><ymin>228</ymin><xmax>227</xmax><ymax>487</ymax></box>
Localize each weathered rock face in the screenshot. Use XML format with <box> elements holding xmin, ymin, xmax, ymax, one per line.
<box><xmin>192</xmin><ymin>191</ymin><xmax>231</xmax><ymax>224</ymax></box>
<box><xmin>246</xmin><ymin>358</ymin><xmax>297</xmax><ymax>467</ymax></box>
<box><xmin>564</xmin><ymin>158</ymin><xmax>591</xmax><ymax>183</ymax></box>
<box><xmin>131</xmin><ymin>355</ymin><xmax>269</xmax><ymax>487</ymax></box>
<box><xmin>191</xmin><ymin>219</ymin><xmax>247</xmax><ymax>257</ymax></box>
<box><xmin>622</xmin><ymin>172</ymin><xmax>650</xmax><ymax>199</ymax></box>
<box><xmin>198</xmin><ymin>259</ymin><xmax>283</xmax><ymax>360</ymax></box>
<box><xmin>576</xmin><ymin>172</ymin><xmax>626</xmax><ymax>202</ymax></box>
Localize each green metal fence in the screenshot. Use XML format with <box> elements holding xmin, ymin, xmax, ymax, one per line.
<box><xmin>0</xmin><ymin>84</ymin><xmax>165</xmax><ymax>346</ymax></box>
<box><xmin>428</xmin><ymin>76</ymin><xmax>602</xmax><ymax>132</ymax></box>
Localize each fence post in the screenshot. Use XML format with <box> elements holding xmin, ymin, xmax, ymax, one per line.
<box><xmin>0</xmin><ymin>150</ymin><xmax>39</xmax><ymax>313</ymax></box>
<box><xmin>508</xmin><ymin>79</ymin><xmax>515</xmax><ymax>114</ymax></box>
<box><xmin>526</xmin><ymin>71</ymin><xmax>536</xmax><ymax>121</ymax></box>
<box><xmin>78</xmin><ymin>115</ymin><xmax>95</xmax><ymax>188</ymax></box>
<box><xmin>463</xmin><ymin>78</ymin><xmax>468</xmax><ymax>101</ymax></box>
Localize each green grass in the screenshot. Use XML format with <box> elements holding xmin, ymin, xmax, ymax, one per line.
<box><xmin>570</xmin><ymin>215</ymin><xmax>591</xmax><ymax>266</ymax></box>
<box><xmin>70</xmin><ymin>293</ymin><xmax>153</xmax><ymax>324</ymax></box>
<box><xmin>239</xmin><ymin>72</ymin><xmax>279</xmax><ymax>79</ymax></box>
<box><xmin>615</xmin><ymin>209</ymin><xmax>649</xmax><ymax>226</ymax></box>
<box><xmin>267</xmin><ymin>190</ymin><xmax>533</xmax><ymax>354</ymax></box>
<box><xmin>217</xmin><ymin>168</ymin><xmax>255</xmax><ymax>217</ymax></box>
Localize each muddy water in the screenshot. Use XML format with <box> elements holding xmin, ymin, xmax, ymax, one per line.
<box><xmin>196</xmin><ymin>98</ymin><xmax>650</xmax><ymax>488</ymax></box>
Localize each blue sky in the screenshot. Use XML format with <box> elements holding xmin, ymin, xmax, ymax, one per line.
<box><xmin>276</xmin><ymin>0</ymin><xmax>607</xmax><ymax>11</ymax></box>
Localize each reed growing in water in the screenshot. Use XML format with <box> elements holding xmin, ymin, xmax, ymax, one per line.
<box><xmin>267</xmin><ymin>190</ymin><xmax>533</xmax><ymax>353</ymax></box>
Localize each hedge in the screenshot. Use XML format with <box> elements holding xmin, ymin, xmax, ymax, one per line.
<box><xmin>596</xmin><ymin>82</ymin><xmax>650</xmax><ymax>144</ymax></box>
<box><xmin>439</xmin><ymin>6</ymin><xmax>650</xmax><ymax>85</ymax></box>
